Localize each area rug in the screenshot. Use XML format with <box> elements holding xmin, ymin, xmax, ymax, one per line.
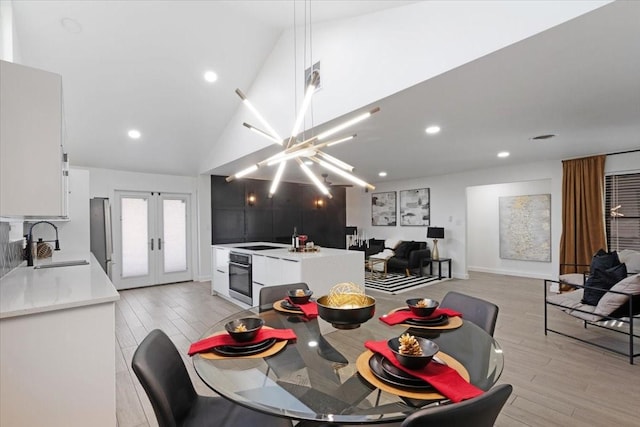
<box><xmin>364</xmin><ymin>273</ymin><xmax>442</xmax><ymax>294</ymax></box>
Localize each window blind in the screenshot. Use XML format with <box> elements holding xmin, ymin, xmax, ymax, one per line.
<box><xmin>605</xmin><ymin>172</ymin><xmax>640</xmax><ymax>252</ymax></box>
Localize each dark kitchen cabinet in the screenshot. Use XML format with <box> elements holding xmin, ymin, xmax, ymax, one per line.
<box><xmin>211</xmin><ymin>175</ymin><xmax>346</xmax><ymax>248</ymax></box>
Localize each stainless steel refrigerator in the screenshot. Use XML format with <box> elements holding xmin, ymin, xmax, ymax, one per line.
<box><xmin>90</xmin><ymin>197</ymin><xmax>113</xmax><ymax>278</ymax></box>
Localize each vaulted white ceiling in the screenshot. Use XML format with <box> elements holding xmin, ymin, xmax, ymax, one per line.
<box><xmin>8</xmin><ymin>0</ymin><xmax>640</xmax><ymax>185</ymax></box>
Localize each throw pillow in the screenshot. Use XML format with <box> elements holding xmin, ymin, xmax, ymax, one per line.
<box><xmin>582</xmin><ymin>263</ymin><xmax>628</xmax><ymax>306</ymax></box>
<box><xmin>590</xmin><ymin>249</ymin><xmax>620</xmax><ymax>273</ymax></box>
<box><xmin>619</xmin><ymin>249</ymin><xmax>640</xmax><ymax>273</ymax></box>
<box><xmin>385</xmin><ymin>238</ymin><xmax>401</xmax><ymax>250</ymax></box>
<box><xmin>393</xmin><ymin>241</ymin><xmax>413</xmax><ymax>259</ymax></box>
<box><xmin>594</xmin><ymin>274</ymin><xmax>640</xmax><ymax>316</ymax></box>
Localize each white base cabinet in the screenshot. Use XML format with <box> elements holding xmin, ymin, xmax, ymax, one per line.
<box><xmin>213</xmin><ymin>245</ymin><xmax>364</xmax><ymax>308</ymax></box>
<box><xmin>0</xmin><ymin>303</ymin><xmax>116</xmax><ymax>427</ymax></box>
<box><xmin>211</xmin><ymin>247</ymin><xmax>230</xmax><ymax>297</ymax></box>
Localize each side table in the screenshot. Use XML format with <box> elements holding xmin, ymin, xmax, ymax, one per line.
<box><xmin>365</xmin><ymin>257</ymin><xmax>387</xmax><ymax>279</ymax></box>
<box><xmin>419</xmin><ymin>258</ymin><xmax>451</xmax><ymax>279</ymax></box>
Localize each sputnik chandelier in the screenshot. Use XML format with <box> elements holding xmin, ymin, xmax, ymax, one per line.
<box><xmin>226</xmin><ymin>73</ymin><xmax>379</xmax><ymax>198</ymax></box>
<box><xmin>225</xmin><ymin>1</ymin><xmax>378</xmax><ymax>197</ymax></box>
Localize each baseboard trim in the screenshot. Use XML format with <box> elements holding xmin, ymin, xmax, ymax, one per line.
<box><xmin>468</xmin><ymin>266</ymin><xmax>554</xmax><ymax>281</ymax></box>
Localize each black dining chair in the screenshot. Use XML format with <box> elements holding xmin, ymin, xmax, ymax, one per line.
<box><xmin>259</xmin><ymin>282</ymin><xmax>309</xmax><ymax>309</ymax></box>
<box><xmin>131</xmin><ymin>329</ymin><xmax>293</xmax><ymax>427</ymax></box>
<box><xmin>297</xmin><ymin>384</ymin><xmax>512</xmax><ymax>427</ymax></box>
<box><xmin>441</xmin><ymin>291</ymin><xmax>499</xmax><ymax>336</ymax></box>
<box><xmin>401</xmin><ymin>383</ymin><xmax>513</xmax><ymax>427</ymax></box>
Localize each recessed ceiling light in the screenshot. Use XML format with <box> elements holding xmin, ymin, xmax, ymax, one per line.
<box><xmin>425</xmin><ymin>125</ymin><xmax>441</xmax><ymax>135</ymax></box>
<box><xmin>304</xmin><ymin>160</ymin><xmax>313</xmax><ymax>166</ymax></box>
<box><xmin>128</xmin><ymin>129</ymin><xmax>141</xmax><ymax>139</ymax></box>
<box><xmin>378</xmin><ymin>171</ymin><xmax>387</xmax><ymax>177</ymax></box>
<box><xmin>204</xmin><ymin>71</ymin><xmax>218</xmax><ymax>83</ymax></box>
<box><xmin>530</xmin><ymin>134</ymin><xmax>556</xmax><ymax>140</ymax></box>
<box><xmin>497</xmin><ymin>151</ymin><xmax>510</xmax><ymax>158</ymax></box>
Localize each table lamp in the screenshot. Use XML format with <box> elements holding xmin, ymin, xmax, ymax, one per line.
<box><xmin>427</xmin><ymin>227</ymin><xmax>445</xmax><ymax>260</ymax></box>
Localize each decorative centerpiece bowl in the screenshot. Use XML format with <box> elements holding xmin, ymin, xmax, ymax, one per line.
<box><xmin>388</xmin><ymin>335</ymin><xmax>439</xmax><ymax>369</ymax></box>
<box><xmin>224</xmin><ymin>317</ymin><xmax>264</xmax><ymax>342</ymax></box>
<box><xmin>316</xmin><ymin>294</ymin><xmax>376</xmax><ymax>329</ymax></box>
<box><xmin>406</xmin><ymin>298</ymin><xmax>439</xmax><ymax>317</ymax></box>
<box><xmin>287</xmin><ymin>288</ymin><xmax>313</xmax><ymax>304</ymax></box>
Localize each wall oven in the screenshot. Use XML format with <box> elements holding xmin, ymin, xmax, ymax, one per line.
<box><xmin>228</xmin><ymin>252</ymin><xmax>252</xmax><ymax>305</ymax></box>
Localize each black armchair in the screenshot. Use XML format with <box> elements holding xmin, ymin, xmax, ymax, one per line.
<box><xmin>386</xmin><ymin>241</ymin><xmax>431</xmax><ymax>276</ymax></box>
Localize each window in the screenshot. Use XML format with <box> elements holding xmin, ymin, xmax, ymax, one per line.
<box><xmin>605</xmin><ymin>173</ymin><xmax>640</xmax><ymax>251</ymax></box>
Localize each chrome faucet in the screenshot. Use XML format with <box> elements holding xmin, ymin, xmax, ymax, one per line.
<box><xmin>25</xmin><ymin>221</ymin><xmax>60</xmax><ymax>266</ymax></box>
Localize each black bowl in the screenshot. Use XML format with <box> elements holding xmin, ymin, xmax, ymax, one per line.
<box><xmin>387</xmin><ymin>336</ymin><xmax>439</xmax><ymax>369</ymax></box>
<box><xmin>316</xmin><ymin>294</ymin><xmax>376</xmax><ymax>329</ymax></box>
<box><xmin>406</xmin><ymin>298</ymin><xmax>439</xmax><ymax>317</ymax></box>
<box><xmin>224</xmin><ymin>318</ymin><xmax>264</xmax><ymax>342</ymax></box>
<box><xmin>287</xmin><ymin>289</ymin><xmax>313</xmax><ymax>304</ymax></box>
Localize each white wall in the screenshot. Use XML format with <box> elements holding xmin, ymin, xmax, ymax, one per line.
<box><xmin>347</xmin><ymin>151</ymin><xmax>640</xmax><ymax>281</ymax></box>
<box><xmin>85</xmin><ymin>167</ymin><xmax>208</xmax><ymax>282</ymax></box>
<box><xmin>196</xmin><ymin>174</ymin><xmax>211</xmax><ymax>282</ymax></box>
<box><xmin>202</xmin><ymin>1</ymin><xmax>609</xmax><ymax>173</ymax></box>
<box><xmin>346</xmin><ymin>160</ymin><xmax>561</xmax><ymax>280</ymax></box>
<box><xmin>467</xmin><ymin>179</ymin><xmax>553</xmax><ymax>279</ymax></box>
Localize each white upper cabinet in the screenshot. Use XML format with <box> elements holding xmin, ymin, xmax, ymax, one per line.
<box><xmin>0</xmin><ymin>60</ymin><xmax>66</xmax><ymax>218</ymax></box>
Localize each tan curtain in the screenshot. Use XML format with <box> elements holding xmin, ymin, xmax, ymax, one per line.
<box><xmin>559</xmin><ymin>155</ymin><xmax>607</xmax><ymax>274</ymax></box>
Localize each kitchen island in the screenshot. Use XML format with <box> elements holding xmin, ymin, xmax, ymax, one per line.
<box><xmin>212</xmin><ymin>243</ymin><xmax>364</xmax><ymax>307</ymax></box>
<box><xmin>0</xmin><ymin>253</ymin><xmax>119</xmax><ymax>427</ymax></box>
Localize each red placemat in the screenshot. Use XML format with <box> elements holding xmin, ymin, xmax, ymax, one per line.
<box><xmin>364</xmin><ymin>340</ymin><xmax>482</xmax><ymax>402</ymax></box>
<box><xmin>286</xmin><ymin>298</ymin><xmax>318</xmax><ymax>318</ymax></box>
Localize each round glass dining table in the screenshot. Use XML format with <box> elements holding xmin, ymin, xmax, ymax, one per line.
<box><xmin>192</xmin><ymin>303</ymin><xmax>503</xmax><ymax>424</ymax></box>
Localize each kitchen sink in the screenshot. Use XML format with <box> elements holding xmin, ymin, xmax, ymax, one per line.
<box><xmin>34</xmin><ymin>260</ymin><xmax>89</xmax><ymax>269</ymax></box>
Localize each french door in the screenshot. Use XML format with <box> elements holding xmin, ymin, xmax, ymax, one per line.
<box><xmin>114</xmin><ymin>191</ymin><xmax>192</xmax><ymax>289</ymax></box>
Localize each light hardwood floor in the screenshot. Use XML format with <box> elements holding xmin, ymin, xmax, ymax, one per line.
<box><xmin>115</xmin><ymin>272</ymin><xmax>640</xmax><ymax>427</ymax></box>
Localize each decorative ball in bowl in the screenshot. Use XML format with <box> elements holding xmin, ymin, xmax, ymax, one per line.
<box><xmin>388</xmin><ymin>334</ymin><xmax>439</xmax><ymax>369</ymax></box>
<box><xmin>406</xmin><ymin>298</ymin><xmax>439</xmax><ymax>317</ymax></box>
<box><xmin>316</xmin><ymin>294</ymin><xmax>376</xmax><ymax>329</ymax></box>
<box><xmin>224</xmin><ymin>318</ymin><xmax>264</xmax><ymax>342</ymax></box>
<box><xmin>287</xmin><ymin>288</ymin><xmax>313</xmax><ymax>304</ymax></box>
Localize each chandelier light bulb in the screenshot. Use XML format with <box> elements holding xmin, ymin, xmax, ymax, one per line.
<box><xmin>316</xmin><ymin>159</ymin><xmax>375</xmax><ymax>191</ymax></box>
<box><xmin>270</xmin><ymin>161</ymin><xmax>287</xmax><ymax>196</ymax></box>
<box><xmin>235</xmin><ymin>89</ymin><xmax>282</xmax><ymax>143</ymax></box>
<box><xmin>317</xmin><ymin>107</ymin><xmax>380</xmax><ymax>140</ymax></box>
<box><xmin>299</xmin><ymin>159</ymin><xmax>331</xmax><ymax>197</ymax></box>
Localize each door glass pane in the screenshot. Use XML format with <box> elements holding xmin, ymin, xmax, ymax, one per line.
<box><xmin>163</xmin><ymin>199</ymin><xmax>187</xmax><ymax>273</ymax></box>
<box><xmin>121</xmin><ymin>197</ymin><xmax>149</xmax><ymax>277</ymax></box>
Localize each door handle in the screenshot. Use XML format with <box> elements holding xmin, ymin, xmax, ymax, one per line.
<box><xmin>158</xmin><ymin>238</ymin><xmax>162</xmax><ymax>250</ymax></box>
<box><xmin>150</xmin><ymin>238</ymin><xmax>154</xmax><ymax>250</ymax></box>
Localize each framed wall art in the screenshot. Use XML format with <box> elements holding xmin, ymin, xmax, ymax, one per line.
<box><xmin>499</xmin><ymin>194</ymin><xmax>551</xmax><ymax>262</ymax></box>
<box><xmin>400</xmin><ymin>188</ymin><xmax>430</xmax><ymax>226</ymax></box>
<box><xmin>371</xmin><ymin>191</ymin><xmax>396</xmax><ymax>226</ymax></box>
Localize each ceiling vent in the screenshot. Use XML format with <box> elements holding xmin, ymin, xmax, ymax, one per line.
<box><xmin>530</xmin><ymin>134</ymin><xmax>556</xmax><ymax>140</ymax></box>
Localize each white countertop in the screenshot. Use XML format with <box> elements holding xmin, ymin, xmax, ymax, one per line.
<box><xmin>213</xmin><ymin>242</ymin><xmax>360</xmax><ymax>261</ymax></box>
<box><xmin>0</xmin><ymin>252</ymin><xmax>120</xmax><ymax>319</ymax></box>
